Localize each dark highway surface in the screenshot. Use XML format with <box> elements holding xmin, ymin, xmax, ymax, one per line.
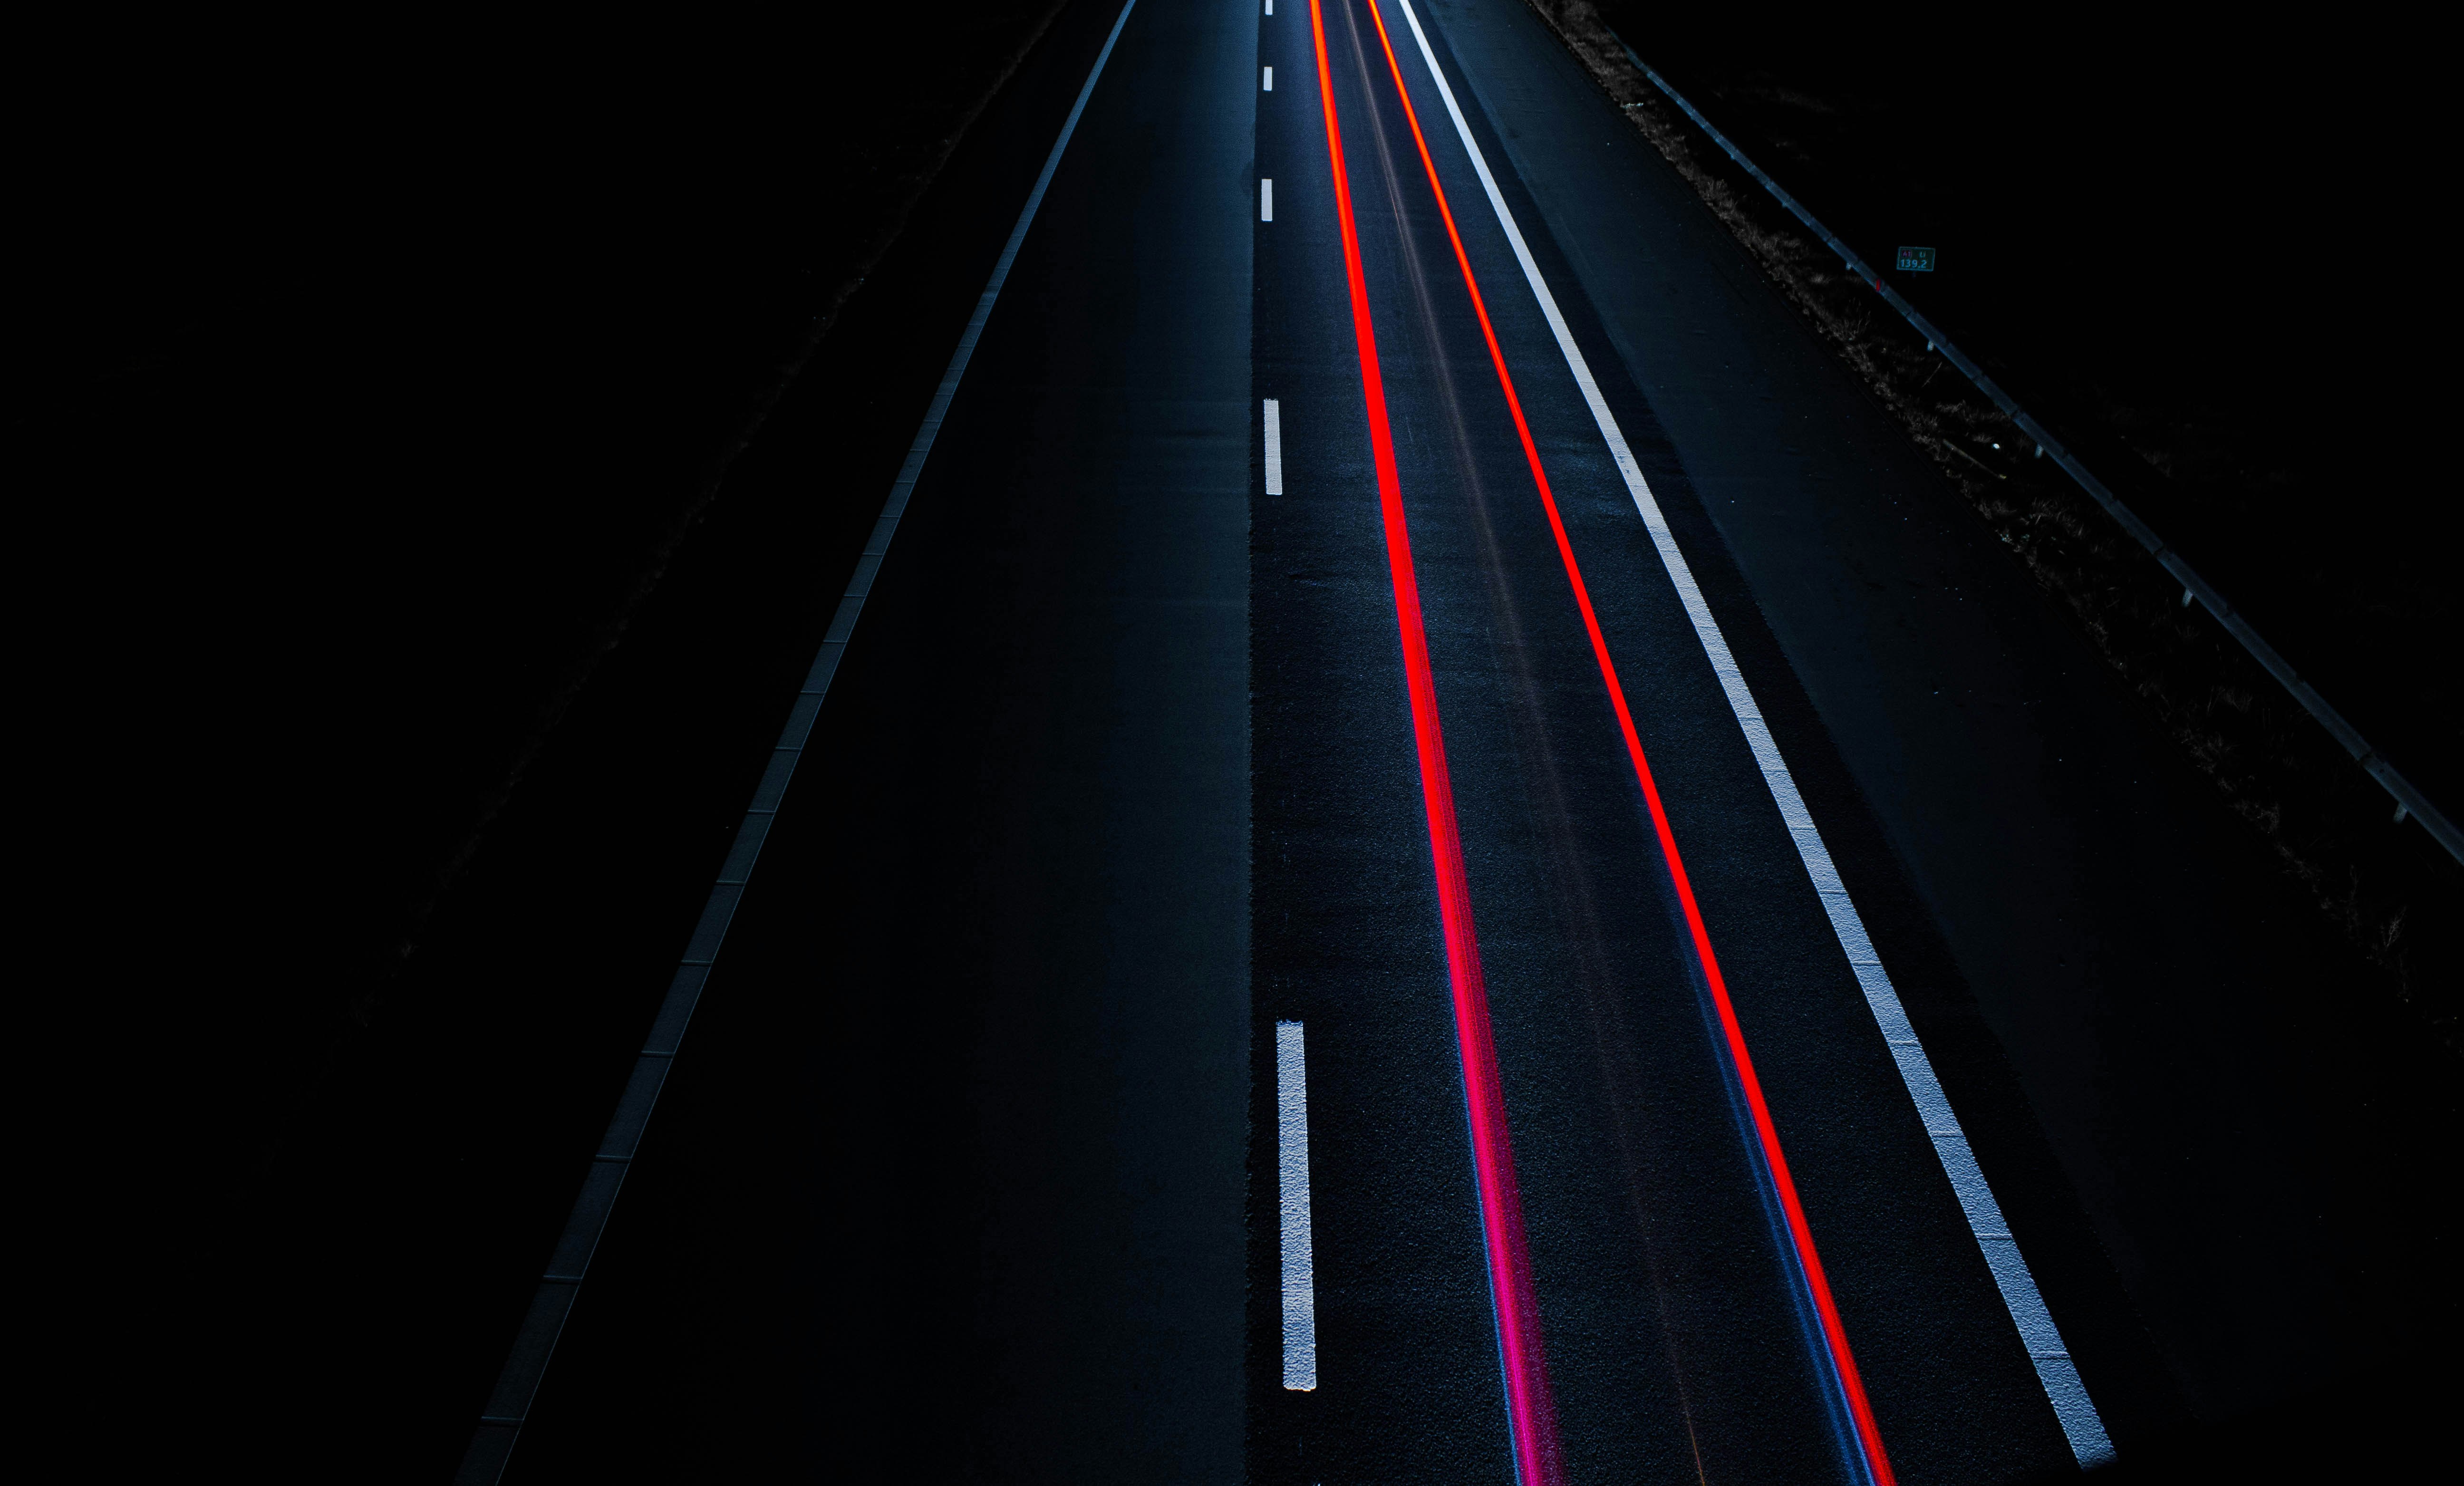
<box><xmin>483</xmin><ymin>1</ymin><xmax>2457</xmax><ymax>1481</ymax></box>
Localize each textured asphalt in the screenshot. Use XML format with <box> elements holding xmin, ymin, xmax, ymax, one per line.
<box><xmin>497</xmin><ymin>1</ymin><xmax>2457</xmax><ymax>1481</ymax></box>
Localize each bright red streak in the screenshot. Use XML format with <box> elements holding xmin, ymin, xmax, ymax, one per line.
<box><xmin>1306</xmin><ymin>2</ymin><xmax>1560</xmax><ymax>1482</ymax></box>
<box><xmin>1354</xmin><ymin>1</ymin><xmax>1898</xmax><ymax>1480</ymax></box>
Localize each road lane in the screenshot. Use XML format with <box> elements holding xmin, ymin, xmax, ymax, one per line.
<box><xmin>1302</xmin><ymin>0</ymin><xmax>1566</xmax><ymax>1474</ymax></box>
<box><xmin>1251</xmin><ymin>2</ymin><xmax>1518</xmax><ymax>1474</ymax></box>
<box><xmin>496</xmin><ymin>1</ymin><xmax>1254</xmax><ymax>1478</ymax></box>
<box><xmin>1381</xmin><ymin>0</ymin><xmax>2108</xmax><ymax>1465</ymax></box>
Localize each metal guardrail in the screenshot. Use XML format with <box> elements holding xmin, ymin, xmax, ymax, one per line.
<box><xmin>1599</xmin><ymin>29</ymin><xmax>2461</xmax><ymax>868</ymax></box>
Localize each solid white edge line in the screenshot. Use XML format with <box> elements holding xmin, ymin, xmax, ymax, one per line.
<box><xmin>1277</xmin><ymin>1020</ymin><xmax>1319</xmax><ymax>1390</ymax></box>
<box><xmin>1264</xmin><ymin>398</ymin><xmax>1285</xmax><ymax>495</ymax></box>
<box><xmin>1389</xmin><ymin>0</ymin><xmax>2113</xmax><ymax>1466</ymax></box>
<box><xmin>1262</xmin><ymin>176</ymin><xmax>1275</xmax><ymax>221</ymax></box>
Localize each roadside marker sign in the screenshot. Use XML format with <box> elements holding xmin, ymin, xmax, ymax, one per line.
<box><xmin>1897</xmin><ymin>245</ymin><xmax>1936</xmax><ymax>271</ymax></box>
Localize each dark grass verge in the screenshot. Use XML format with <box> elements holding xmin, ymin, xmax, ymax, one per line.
<box><xmin>27</xmin><ymin>4</ymin><xmax>1080</xmax><ymax>1198</ymax></box>
<box><xmin>29</xmin><ymin>6</ymin><xmax>1107</xmax><ymax>1476</ymax></box>
<box><xmin>1519</xmin><ymin>0</ymin><xmax>2462</xmax><ymax>1052</ymax></box>
<box><xmin>313</xmin><ymin>0</ymin><xmax>1075</xmax><ymax>1077</ymax></box>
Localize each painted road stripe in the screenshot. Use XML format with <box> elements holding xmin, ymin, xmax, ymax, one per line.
<box><xmin>1261</xmin><ymin>176</ymin><xmax>1275</xmax><ymax>221</ymax></box>
<box><xmin>1265</xmin><ymin>65</ymin><xmax>1275</xmax><ymax>91</ymax></box>
<box><xmin>1307</xmin><ymin>0</ymin><xmax>1561</xmax><ymax>1480</ymax></box>
<box><xmin>1278</xmin><ymin>1021</ymin><xmax>1319</xmax><ymax>1390</ymax></box>
<box><xmin>1388</xmin><ymin>0</ymin><xmax>2113</xmax><ymax>1467</ymax></box>
<box><xmin>1263</xmin><ymin>398</ymin><xmax>1285</xmax><ymax>494</ymax></box>
<box><xmin>448</xmin><ymin>5</ymin><xmax>1149</xmax><ymax>1484</ymax></box>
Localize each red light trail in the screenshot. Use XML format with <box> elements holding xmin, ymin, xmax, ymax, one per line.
<box><xmin>1305</xmin><ymin>0</ymin><xmax>1562</xmax><ymax>1481</ymax></box>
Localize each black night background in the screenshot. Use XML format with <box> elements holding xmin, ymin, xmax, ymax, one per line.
<box><xmin>20</xmin><ymin>2</ymin><xmax>2453</xmax><ymax>1480</ymax></box>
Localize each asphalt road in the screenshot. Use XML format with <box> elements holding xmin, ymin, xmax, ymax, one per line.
<box><xmin>488</xmin><ymin>1</ymin><xmax>2457</xmax><ymax>1481</ymax></box>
